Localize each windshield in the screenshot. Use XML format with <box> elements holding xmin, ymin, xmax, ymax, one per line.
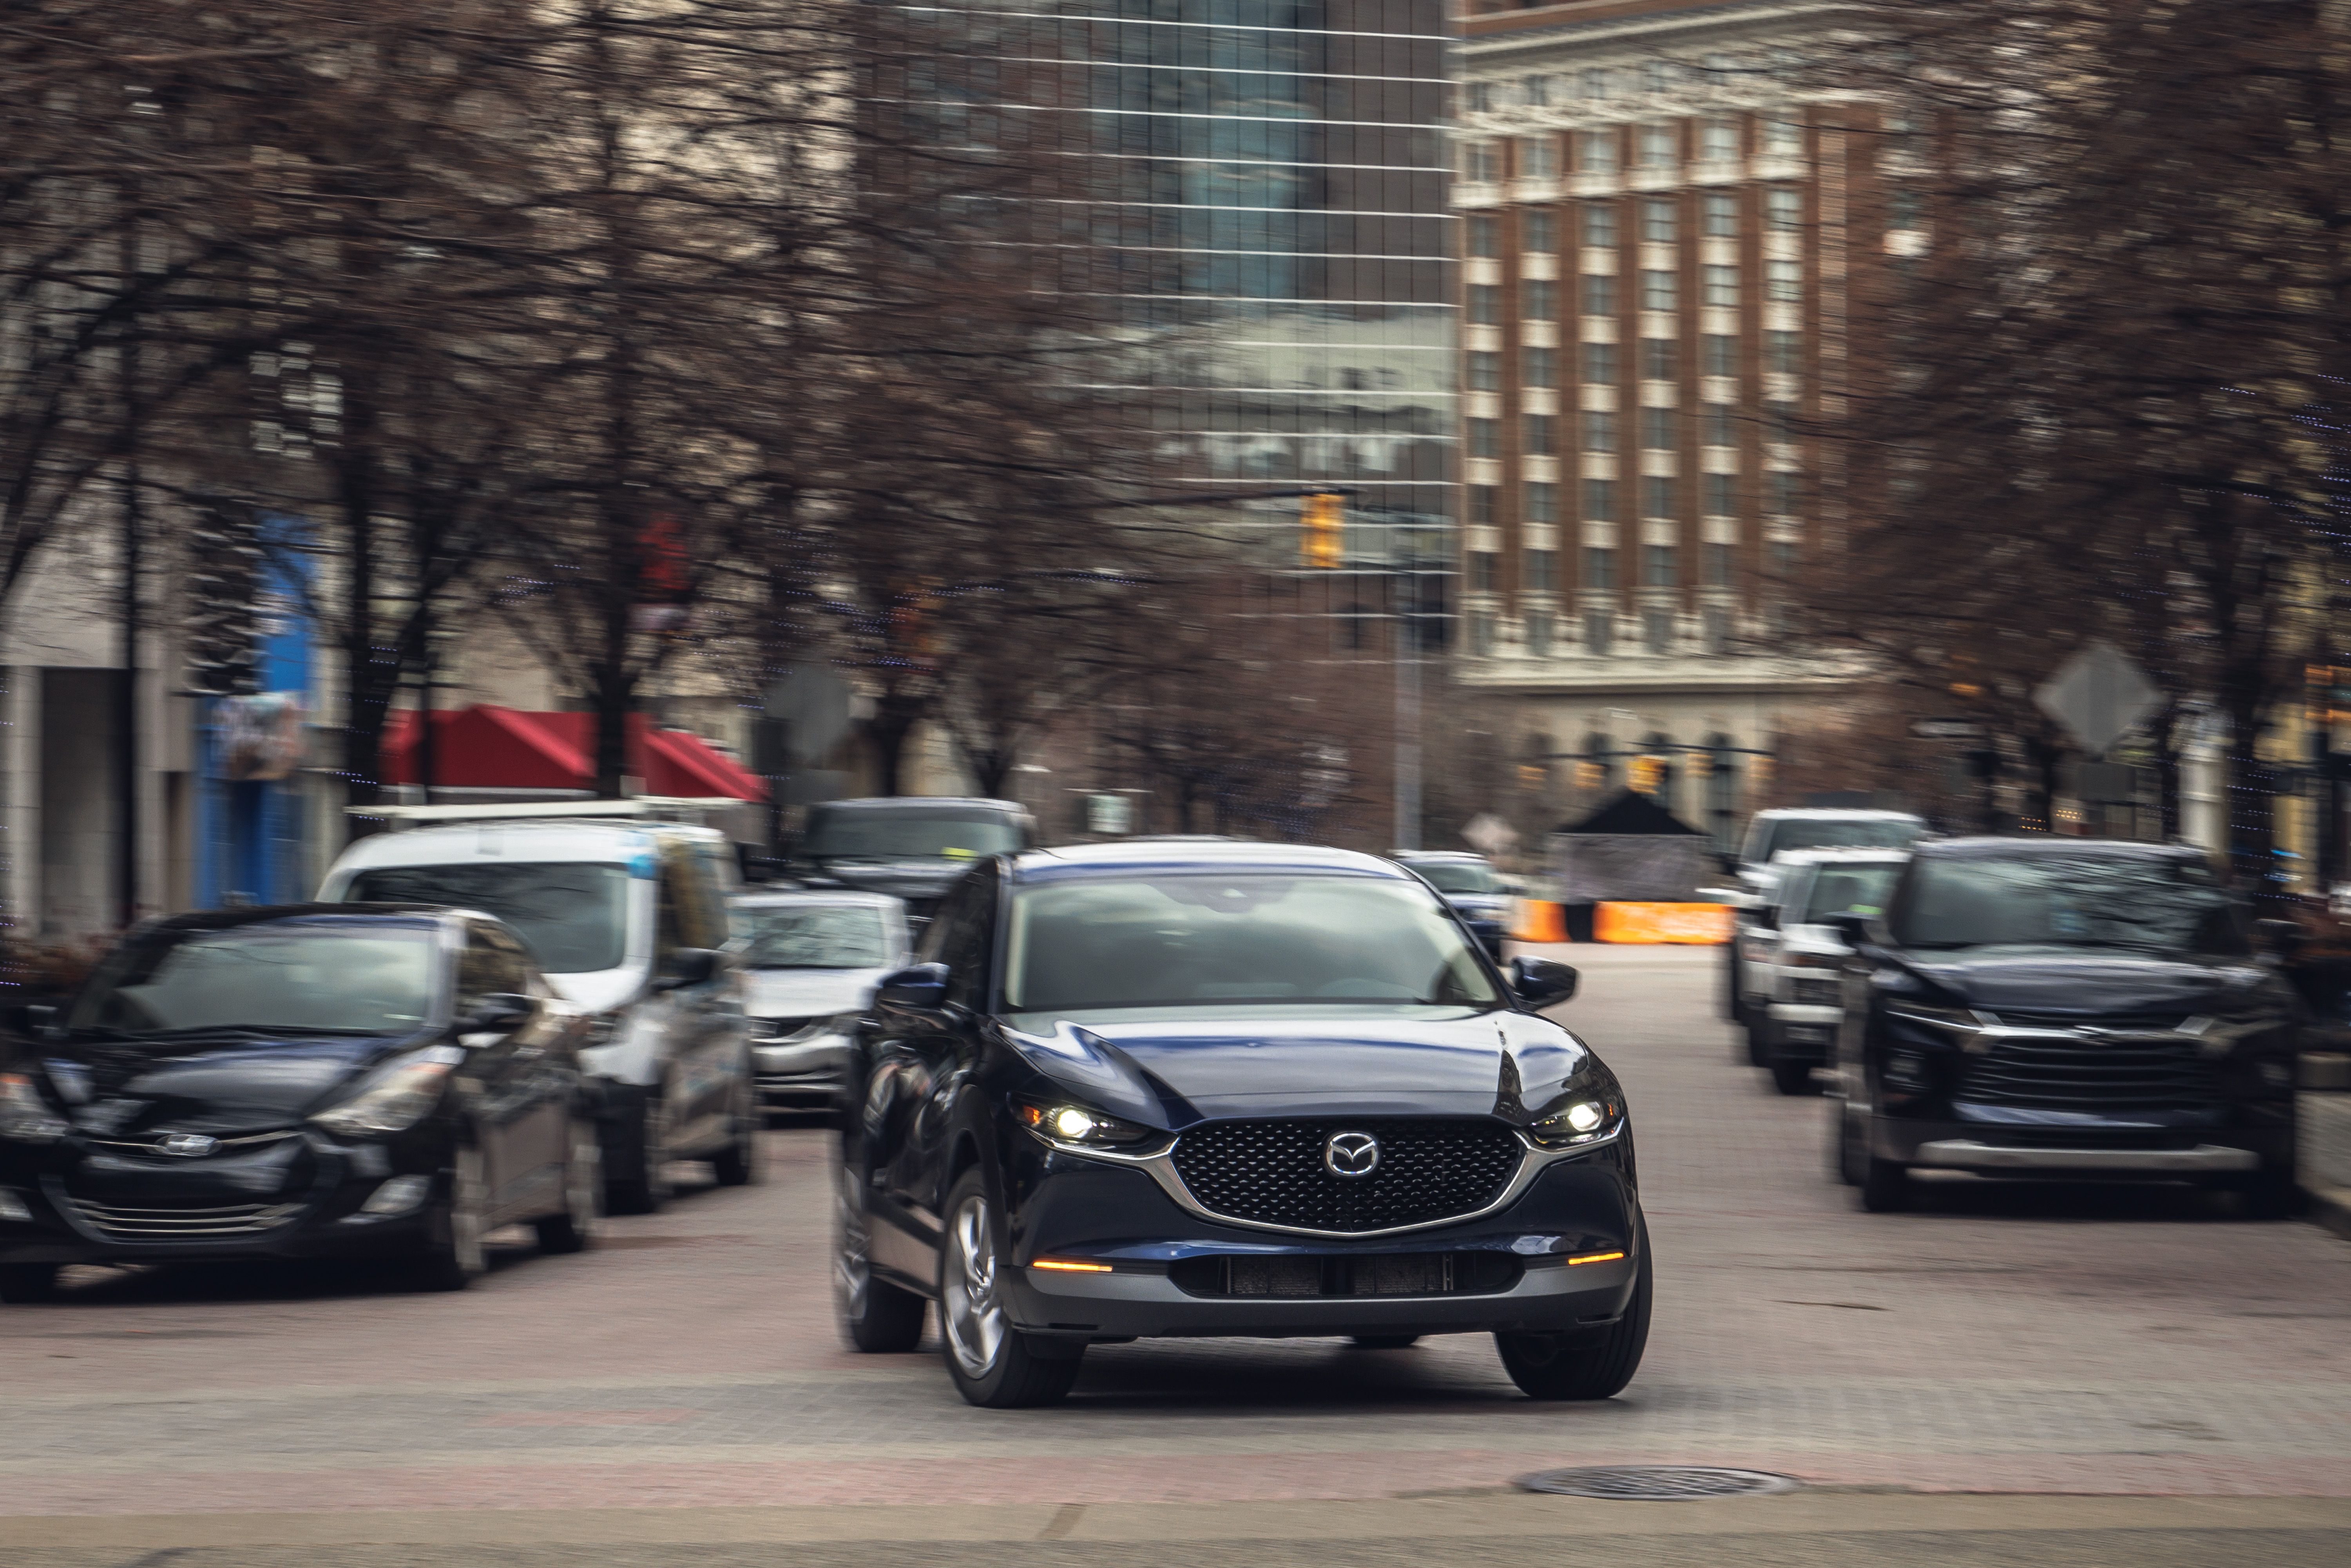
<box><xmin>345</xmin><ymin>863</ymin><xmax>630</xmax><ymax>973</ymax></box>
<box><xmin>1889</xmin><ymin>856</ymin><xmax>2250</xmax><ymax>956</ymax></box>
<box><xmin>802</xmin><ymin>808</ymin><xmax>1023</xmax><ymax>862</ymax></box>
<box><xmin>1802</xmin><ymin>864</ymin><xmax>1903</xmax><ymax>922</ymax></box>
<box><xmin>69</xmin><ymin>929</ymin><xmax>433</xmax><ymax>1037</ymax></box>
<box><xmin>1764</xmin><ymin>820</ymin><xmax>1926</xmax><ymax>858</ymax></box>
<box><xmin>735</xmin><ymin>904</ymin><xmax>893</xmax><ymax>969</ymax></box>
<box><xmin>1004</xmin><ymin>874</ymin><xmax>1500</xmax><ymax>1012</ymax></box>
<box><xmin>1409</xmin><ymin>861</ymin><xmax>1503</xmax><ymax>895</ymax></box>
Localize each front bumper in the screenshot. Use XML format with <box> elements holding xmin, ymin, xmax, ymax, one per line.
<box><xmin>1871</xmin><ymin>1115</ymin><xmax>2290</xmax><ymax>1179</ymax></box>
<box><xmin>1764</xmin><ymin>1003</ymin><xmax>1841</xmax><ymax>1060</ymax></box>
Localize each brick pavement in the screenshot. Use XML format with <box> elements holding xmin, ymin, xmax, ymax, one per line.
<box><xmin>4</xmin><ymin>946</ymin><xmax>2349</xmax><ymax>1517</ymax></box>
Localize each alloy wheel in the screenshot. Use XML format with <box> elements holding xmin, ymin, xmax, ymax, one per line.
<box><xmin>942</xmin><ymin>1191</ymin><xmax>1007</xmax><ymax>1378</ymax></box>
<box><xmin>451</xmin><ymin>1146</ymin><xmax>489</xmax><ymax>1277</ymax></box>
<box><xmin>833</xmin><ymin>1164</ymin><xmax>871</xmax><ymax>1322</ymax></box>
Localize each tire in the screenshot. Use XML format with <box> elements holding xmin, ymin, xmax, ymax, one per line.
<box><xmin>1744</xmin><ymin>1021</ymin><xmax>1770</xmax><ymax>1068</ymax></box>
<box><xmin>710</xmin><ymin>1078</ymin><xmax>766</xmax><ymax>1188</ymax></box>
<box><xmin>417</xmin><ymin>1146</ymin><xmax>490</xmax><ymax>1291</ymax></box>
<box><xmin>0</xmin><ymin>1263</ymin><xmax>59</xmax><ymax>1304</ymax></box>
<box><xmin>1850</xmin><ymin>1117</ymin><xmax>1910</xmax><ymax>1212</ymax></box>
<box><xmin>1830</xmin><ymin>1100</ymin><xmax>1861</xmax><ymax>1186</ymax></box>
<box><xmin>1494</xmin><ymin>1213</ymin><xmax>1652</xmax><ymax>1401</ymax></box>
<box><xmin>1350</xmin><ymin>1335</ymin><xmax>1420</xmax><ymax>1350</ymax></box>
<box><xmin>605</xmin><ymin>1087</ymin><xmax>672</xmax><ymax>1216</ymax></box>
<box><xmin>938</xmin><ymin>1169</ymin><xmax>1083</xmax><ymax>1408</ymax></box>
<box><xmin>535</xmin><ymin>1118</ymin><xmax>602</xmax><ymax>1255</ymax></box>
<box><xmin>1724</xmin><ymin>949</ymin><xmax>1746</xmax><ymax>1024</ymax></box>
<box><xmin>835</xmin><ymin>1162</ymin><xmax>925</xmax><ymax>1353</ymax></box>
<box><xmin>1770</xmin><ymin>1056</ymin><xmax>1816</xmax><ymax>1096</ymax></box>
<box><xmin>2236</xmin><ymin>1164</ymin><xmax>2298</xmax><ymax>1220</ymax></box>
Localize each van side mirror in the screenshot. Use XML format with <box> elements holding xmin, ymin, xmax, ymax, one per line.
<box><xmin>876</xmin><ymin>962</ymin><xmax>950</xmax><ymax>1011</ymax></box>
<box><xmin>1511</xmin><ymin>956</ymin><xmax>1578</xmax><ymax>1010</ymax></box>
<box><xmin>654</xmin><ymin>947</ymin><xmax>719</xmax><ymax>992</ymax></box>
<box><xmin>1823</xmin><ymin>911</ymin><xmax>1873</xmax><ymax>949</ymax></box>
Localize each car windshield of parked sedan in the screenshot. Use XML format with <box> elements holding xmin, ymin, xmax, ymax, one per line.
<box><xmin>345</xmin><ymin>863</ymin><xmax>629</xmax><ymax>974</ymax></box>
<box><xmin>802</xmin><ymin>808</ymin><xmax>1023</xmax><ymax>863</ymax></box>
<box><xmin>1889</xmin><ymin>857</ymin><xmax>2250</xmax><ymax>956</ymax></box>
<box><xmin>735</xmin><ymin>904</ymin><xmax>892</xmax><ymax>969</ymax></box>
<box><xmin>1410</xmin><ymin>861</ymin><xmax>1503</xmax><ymax>895</ymax></box>
<box><xmin>1803</xmin><ymin>864</ymin><xmax>1903</xmax><ymax>922</ymax></box>
<box><xmin>68</xmin><ymin>929</ymin><xmax>435</xmax><ymax>1037</ymax></box>
<box><xmin>1003</xmin><ymin>875</ymin><xmax>1501</xmax><ymax>1012</ymax></box>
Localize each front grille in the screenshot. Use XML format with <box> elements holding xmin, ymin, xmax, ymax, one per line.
<box><xmin>66</xmin><ymin>1198</ymin><xmax>304</xmax><ymax>1240</ymax></box>
<box><xmin>1983</xmin><ymin>1007</ymin><xmax>2188</xmax><ymax>1032</ymax></box>
<box><xmin>1170</xmin><ymin>1118</ymin><xmax>1524</xmax><ymax>1233</ymax></box>
<box><xmin>81</xmin><ymin>1130</ymin><xmax>300</xmax><ymax>1158</ymax></box>
<box><xmin>1168</xmin><ymin>1249</ymin><xmax>1521</xmax><ymax>1298</ymax></box>
<box><xmin>1960</xmin><ymin>1034</ymin><xmax>2215</xmax><ymax>1114</ymax></box>
<box><xmin>1791</xmin><ymin>978</ymin><xmax>1842</xmax><ymax>1007</ymax></box>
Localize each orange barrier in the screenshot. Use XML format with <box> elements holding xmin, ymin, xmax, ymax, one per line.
<box><xmin>1592</xmin><ymin>902</ymin><xmax>1734</xmax><ymax>945</ymax></box>
<box><xmin>1512</xmin><ymin>899</ymin><xmax>1569</xmax><ymax>944</ymax></box>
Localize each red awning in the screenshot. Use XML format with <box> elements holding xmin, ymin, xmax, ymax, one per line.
<box><xmin>380</xmin><ymin>706</ymin><xmax>766</xmax><ymax>802</ymax></box>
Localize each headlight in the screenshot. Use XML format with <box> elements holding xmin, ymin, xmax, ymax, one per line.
<box><xmin>310</xmin><ymin>1047</ymin><xmax>462</xmax><ymax>1139</ymax></box>
<box><xmin>1014</xmin><ymin>1097</ymin><xmax>1159</xmax><ymax>1149</ymax></box>
<box><xmin>1527</xmin><ymin>1092</ymin><xmax>1624</xmax><ymax>1149</ymax></box>
<box><xmin>0</xmin><ymin>1073</ymin><xmax>67</xmax><ymax>1144</ymax></box>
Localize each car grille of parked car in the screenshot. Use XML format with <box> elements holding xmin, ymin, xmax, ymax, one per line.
<box><xmin>1790</xmin><ymin>978</ymin><xmax>1842</xmax><ymax>1007</ymax></box>
<box><xmin>1979</xmin><ymin>1007</ymin><xmax>2188</xmax><ymax>1032</ymax></box>
<box><xmin>78</xmin><ymin>1130</ymin><xmax>302</xmax><ymax>1158</ymax></box>
<box><xmin>1958</xmin><ymin>1032</ymin><xmax>2214</xmax><ymax>1113</ymax></box>
<box><xmin>64</xmin><ymin>1198</ymin><xmax>305</xmax><ymax>1241</ymax></box>
<box><xmin>1167</xmin><ymin>1249</ymin><xmax>1523</xmax><ymax>1299</ymax></box>
<box><xmin>1169</xmin><ymin>1118</ymin><xmax>1525</xmax><ymax>1233</ymax></box>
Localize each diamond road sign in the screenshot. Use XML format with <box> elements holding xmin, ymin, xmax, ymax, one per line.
<box><xmin>2034</xmin><ymin>641</ymin><xmax>2162</xmax><ymax>758</ymax></box>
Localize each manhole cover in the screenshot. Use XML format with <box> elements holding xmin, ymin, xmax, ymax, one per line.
<box><xmin>1514</xmin><ymin>1466</ymin><xmax>1800</xmax><ymax>1501</ymax></box>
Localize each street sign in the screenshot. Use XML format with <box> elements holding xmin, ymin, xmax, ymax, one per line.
<box><xmin>2034</xmin><ymin>641</ymin><xmax>2162</xmax><ymax>758</ymax></box>
<box><xmin>1909</xmin><ymin>718</ymin><xmax>1985</xmax><ymax>741</ymax></box>
<box><xmin>1462</xmin><ymin>811</ymin><xmax>1518</xmax><ymax>856</ymax></box>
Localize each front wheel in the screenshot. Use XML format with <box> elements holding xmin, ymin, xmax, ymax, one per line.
<box><xmin>1494</xmin><ymin>1214</ymin><xmax>1652</xmax><ymax>1401</ymax></box>
<box><xmin>1846</xmin><ymin>1116</ymin><xmax>1910</xmax><ymax>1212</ymax></box>
<box><xmin>605</xmin><ymin>1088</ymin><xmax>672</xmax><ymax>1215</ymax></box>
<box><xmin>939</xmin><ymin>1170</ymin><xmax>1083</xmax><ymax>1408</ymax></box>
<box><xmin>535</xmin><ymin>1118</ymin><xmax>602</xmax><ymax>1255</ymax></box>
<box><xmin>416</xmin><ymin>1146</ymin><xmax>490</xmax><ymax>1291</ymax></box>
<box><xmin>710</xmin><ymin>1078</ymin><xmax>766</xmax><ymax>1188</ymax></box>
<box><xmin>1770</xmin><ymin>1056</ymin><xmax>1816</xmax><ymax>1096</ymax></box>
<box><xmin>835</xmin><ymin>1164</ymin><xmax>925</xmax><ymax>1353</ymax></box>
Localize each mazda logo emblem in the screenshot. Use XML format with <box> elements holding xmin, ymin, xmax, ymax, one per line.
<box><xmin>156</xmin><ymin>1133</ymin><xmax>219</xmax><ymax>1158</ymax></box>
<box><xmin>1323</xmin><ymin>1130</ymin><xmax>1381</xmax><ymax>1178</ymax></box>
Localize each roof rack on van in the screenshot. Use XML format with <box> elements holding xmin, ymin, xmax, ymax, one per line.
<box><xmin>348</xmin><ymin>797</ymin><xmax>748</xmax><ymax>829</ymax></box>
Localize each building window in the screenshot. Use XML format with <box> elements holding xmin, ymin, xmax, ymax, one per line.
<box><xmin>1526</xmin><ymin>547</ymin><xmax>1559</xmax><ymax>592</ymax></box>
<box><xmin>1525</xmin><ymin>345</ymin><xmax>1558</xmax><ymax>387</ymax></box>
<box><xmin>1583</xmin><ymin>478</ymin><xmax>1618</xmax><ymax>521</ymax></box>
<box><xmin>1703</xmin><ymin>192</ymin><xmax>1737</xmax><ymax>236</ymax></box>
<box><xmin>1582</xmin><ymin>409</ymin><xmax>1617</xmax><ymax>453</ymax></box>
<box><xmin>1525</xmin><ymin>209</ymin><xmax>1558</xmax><ymax>253</ymax></box>
<box><xmin>1465</xmin><ymin>82</ymin><xmax>1494</xmax><ymax>114</ymax></box>
<box><xmin>1643</xmin><ymin>607</ymin><xmax>1675</xmax><ymax>653</ymax></box>
<box><xmin>1579</xmin><ymin>66</ymin><xmax>1612</xmax><ymax>103</ymax></box>
<box><xmin>1888</xmin><ymin>188</ymin><xmax>1925</xmax><ymax>231</ymax></box>
<box><xmin>1701</xmin><ymin>404</ymin><xmax>1734</xmax><ymax>446</ymax></box>
<box><xmin>1468</xmin><ymin>214</ymin><xmax>1499</xmax><ymax>259</ymax></box>
<box><xmin>1763</xmin><ymin>117</ymin><xmax>1804</xmax><ymax>156</ymax></box>
<box><xmin>1766</xmin><ymin>259</ymin><xmax>1802</xmax><ymax>302</ymax></box>
<box><xmin>1703</xmin><ymin>263</ymin><xmax>1739</xmax><ymax>306</ymax></box>
<box><xmin>1526</xmin><ymin>608</ymin><xmax>1554</xmax><ymax>656</ymax></box>
<box><xmin>1640</xmin><ymin>270</ymin><xmax>1676</xmax><ymax>311</ymax></box>
<box><xmin>1641</xmin><ymin>406</ymin><xmax>1676</xmax><ymax>449</ymax></box>
<box><xmin>1524</xmin><ymin>412</ymin><xmax>1557</xmax><ymax>455</ymax></box>
<box><xmin>1641</xmin><ymin>196</ymin><xmax>1677</xmax><ymax>243</ymax></box>
<box><xmin>1469</xmin><ymin>610</ymin><xmax>1497</xmax><ymax>656</ymax></box>
<box><xmin>1583</xmin><ymin>545</ymin><xmax>1618</xmax><ymax>589</ymax></box>
<box><xmin>1580</xmin><ymin>130</ymin><xmax>1620</xmax><ymax>174</ymax></box>
<box><xmin>1703</xmin><ymin>604</ymin><xmax>1733</xmax><ymax>654</ymax></box>
<box><xmin>1699</xmin><ymin>118</ymin><xmax>1739</xmax><ymax>163</ymax></box>
<box><xmin>1523</xmin><ymin>279</ymin><xmax>1557</xmax><ymax>320</ymax></box>
<box><xmin>1641</xmin><ymin>337</ymin><xmax>1677</xmax><ymax>381</ymax></box>
<box><xmin>1519</xmin><ymin>135</ymin><xmax>1559</xmax><ymax>179</ymax></box>
<box><xmin>1525</xmin><ymin>481</ymin><xmax>1558</xmax><ymax>525</ymax></box>
<box><xmin>1583</xmin><ymin>341</ymin><xmax>1618</xmax><ymax>385</ymax></box>
<box><xmin>1641</xmin><ymin>60</ymin><xmax>1675</xmax><ymax>94</ymax></box>
<box><xmin>1467</xmin><ymin>351</ymin><xmax>1501</xmax><ymax>391</ymax></box>
<box><xmin>1469</xmin><ymin>551</ymin><xmax>1498</xmax><ymax>593</ymax></box>
<box><xmin>1642</xmin><ymin>477</ymin><xmax>1676</xmax><ymax>520</ymax></box>
<box><xmin>1766</xmin><ymin>471</ymin><xmax>1802</xmax><ymax>514</ymax></box>
<box><xmin>1766</xmin><ymin>538</ymin><xmax>1798</xmax><ymax>578</ymax></box>
<box><xmin>1468</xmin><ymin>416</ymin><xmax>1500</xmax><ymax>459</ymax></box>
<box><xmin>1582</xmin><ymin>274</ymin><xmax>1618</xmax><ymax>316</ymax></box>
<box><xmin>1464</xmin><ymin>141</ymin><xmax>1501</xmax><ymax>183</ymax></box>
<box><xmin>1703</xmin><ymin>473</ymin><xmax>1736</xmax><ymax>516</ymax></box>
<box><xmin>1765</xmin><ymin>329</ymin><xmax>1800</xmax><ymax>374</ymax></box>
<box><xmin>1582</xmin><ymin>203</ymin><xmax>1618</xmax><ymax>248</ymax></box>
<box><xmin>1763</xmin><ymin>399</ymin><xmax>1798</xmax><ymax>441</ymax></box>
<box><xmin>1703</xmin><ymin>540</ymin><xmax>1734</xmax><ymax>586</ymax></box>
<box><xmin>1638</xmin><ymin>124</ymin><xmax>1677</xmax><ymax>168</ymax></box>
<box><xmin>1469</xmin><ymin>484</ymin><xmax>1498</xmax><ymax>526</ymax></box>
<box><xmin>1703</xmin><ymin>333</ymin><xmax>1736</xmax><ymax>376</ymax></box>
<box><xmin>1766</xmin><ymin>187</ymin><xmax>1802</xmax><ymax>230</ymax></box>
<box><xmin>1523</xmin><ymin>74</ymin><xmax>1555</xmax><ymax>109</ymax></box>
<box><xmin>1585</xmin><ymin>608</ymin><xmax>1615</xmax><ymax>655</ymax></box>
<box><xmin>1468</xmin><ymin>283</ymin><xmax>1501</xmax><ymax>324</ymax></box>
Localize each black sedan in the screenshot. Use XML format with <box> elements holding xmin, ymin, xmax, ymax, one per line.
<box><xmin>1826</xmin><ymin>838</ymin><xmax>2304</xmax><ymax>1213</ymax></box>
<box><xmin>0</xmin><ymin>905</ymin><xmax>600</xmax><ymax>1301</ymax></box>
<box><xmin>836</xmin><ymin>842</ymin><xmax>1647</xmax><ymax>1408</ymax></box>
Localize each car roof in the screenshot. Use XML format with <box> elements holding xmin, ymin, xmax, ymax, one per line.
<box><xmin>1911</xmin><ymin>835</ymin><xmax>2204</xmax><ymax>862</ymax></box>
<box><xmin>1753</xmin><ymin>808</ymin><xmax>1925</xmax><ymax>823</ymax></box>
<box><xmin>329</xmin><ymin>818</ymin><xmax>721</xmax><ymax>870</ymax></box>
<box><xmin>731</xmin><ymin>887</ymin><xmax>905</xmax><ymax>911</ymax></box>
<box><xmin>1009</xmin><ymin>841</ymin><xmax>1412</xmax><ymax>884</ymax></box>
<box><xmin>810</xmin><ymin>796</ymin><xmax>1024</xmax><ymax>814</ymax></box>
<box><xmin>144</xmin><ymin>903</ymin><xmax>453</xmax><ymax>935</ymax></box>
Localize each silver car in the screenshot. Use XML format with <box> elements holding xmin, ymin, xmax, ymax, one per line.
<box><xmin>731</xmin><ymin>889</ymin><xmax>911</xmax><ymax>1114</ymax></box>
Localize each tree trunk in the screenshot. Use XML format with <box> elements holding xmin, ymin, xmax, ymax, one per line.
<box><xmin>337</xmin><ymin>393</ymin><xmax>390</xmax><ymax>835</ymax></box>
<box><xmin>869</xmin><ymin>693</ymin><xmax>923</xmax><ymax>797</ymax></box>
<box><xmin>2219</xmin><ymin>695</ymin><xmax>2279</xmax><ymax>905</ymax></box>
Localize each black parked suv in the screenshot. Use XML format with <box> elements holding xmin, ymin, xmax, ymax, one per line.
<box><xmin>834</xmin><ymin>842</ymin><xmax>1647</xmax><ymax>1408</ymax></box>
<box><xmin>788</xmin><ymin>797</ymin><xmax>1033</xmax><ymax>926</ymax></box>
<box><xmin>1826</xmin><ymin>838</ymin><xmax>2303</xmax><ymax>1213</ymax></box>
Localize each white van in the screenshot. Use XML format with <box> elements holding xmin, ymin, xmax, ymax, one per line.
<box><xmin>318</xmin><ymin>809</ymin><xmax>760</xmax><ymax>1212</ymax></box>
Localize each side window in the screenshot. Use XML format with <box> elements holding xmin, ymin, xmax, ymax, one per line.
<box><xmin>913</xmin><ymin>875</ymin><xmax>976</xmax><ymax>965</ymax></box>
<box><xmin>944</xmin><ymin>867</ymin><xmax>998</xmax><ymax>1010</ymax></box>
<box><xmin>457</xmin><ymin>924</ymin><xmax>531</xmax><ymax>1018</ymax></box>
<box><xmin>656</xmin><ymin>840</ymin><xmax>729</xmax><ymax>956</ymax></box>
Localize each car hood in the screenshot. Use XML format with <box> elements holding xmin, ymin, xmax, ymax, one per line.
<box><xmin>743</xmin><ymin>967</ymin><xmax>884</xmax><ymax>1021</ymax></box>
<box><xmin>999</xmin><ymin>1009</ymin><xmax>1597</xmax><ymax>1126</ymax></box>
<box><xmin>1443</xmin><ymin>894</ymin><xmax>1511</xmax><ymax>919</ymax></box>
<box><xmin>42</xmin><ymin>1032</ymin><xmax>418</xmax><ymax>1137</ymax></box>
<box><xmin>1902</xmin><ymin>951</ymin><xmax>2282</xmax><ymax>1016</ymax></box>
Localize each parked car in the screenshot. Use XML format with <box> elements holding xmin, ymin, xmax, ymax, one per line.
<box><xmin>1391</xmin><ymin>851</ymin><xmax>1512</xmax><ymax>954</ymax></box>
<box><xmin>732</xmin><ymin>889</ymin><xmax>910</xmax><ymax>1114</ymax></box>
<box><xmin>1733</xmin><ymin>849</ymin><xmax>1910</xmax><ymax>1094</ymax></box>
<box><xmin>0</xmin><ymin>905</ymin><xmax>600</xmax><ymax>1302</ymax></box>
<box><xmin>837</xmin><ymin>841</ymin><xmax>1646</xmax><ymax>1409</ymax></box>
<box><xmin>786</xmin><ymin>797</ymin><xmax>1033</xmax><ymax>926</ymax></box>
<box><xmin>1825</xmin><ymin>838</ymin><xmax>2304</xmax><ymax>1213</ymax></box>
<box><xmin>319</xmin><ymin>811</ymin><xmax>761</xmax><ymax>1213</ymax></box>
<box><xmin>1717</xmin><ymin>809</ymin><xmax>1929</xmax><ymax>1027</ymax></box>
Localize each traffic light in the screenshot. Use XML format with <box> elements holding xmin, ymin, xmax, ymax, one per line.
<box><xmin>1300</xmin><ymin>491</ymin><xmax>1345</xmax><ymax>568</ymax></box>
<box><xmin>1574</xmin><ymin>760</ymin><xmax>1605</xmax><ymax>791</ymax></box>
<box><xmin>1627</xmin><ymin>754</ymin><xmax>1664</xmax><ymax>794</ymax></box>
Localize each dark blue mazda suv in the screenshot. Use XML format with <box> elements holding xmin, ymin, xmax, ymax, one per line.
<box><xmin>834</xmin><ymin>842</ymin><xmax>1649</xmax><ymax>1407</ymax></box>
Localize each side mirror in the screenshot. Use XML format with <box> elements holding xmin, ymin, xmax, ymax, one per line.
<box><xmin>1822</xmin><ymin>911</ymin><xmax>1874</xmax><ymax>949</ymax></box>
<box><xmin>654</xmin><ymin>947</ymin><xmax>719</xmax><ymax>993</ymax></box>
<box><xmin>1511</xmin><ymin>956</ymin><xmax>1579</xmax><ymax>1010</ymax></box>
<box><xmin>460</xmin><ymin>992</ymin><xmax>537</xmax><ymax>1034</ymax></box>
<box><xmin>1751</xmin><ymin>904</ymin><xmax>1779</xmax><ymax>930</ymax></box>
<box><xmin>876</xmin><ymin>962</ymin><xmax>951</xmax><ymax>1011</ymax></box>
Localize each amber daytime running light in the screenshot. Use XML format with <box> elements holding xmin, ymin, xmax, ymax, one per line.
<box><xmin>1031</xmin><ymin>1259</ymin><xmax>1115</xmax><ymax>1273</ymax></box>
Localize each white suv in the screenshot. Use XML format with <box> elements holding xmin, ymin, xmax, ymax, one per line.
<box><xmin>1737</xmin><ymin>848</ymin><xmax>1911</xmax><ymax>1095</ymax></box>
